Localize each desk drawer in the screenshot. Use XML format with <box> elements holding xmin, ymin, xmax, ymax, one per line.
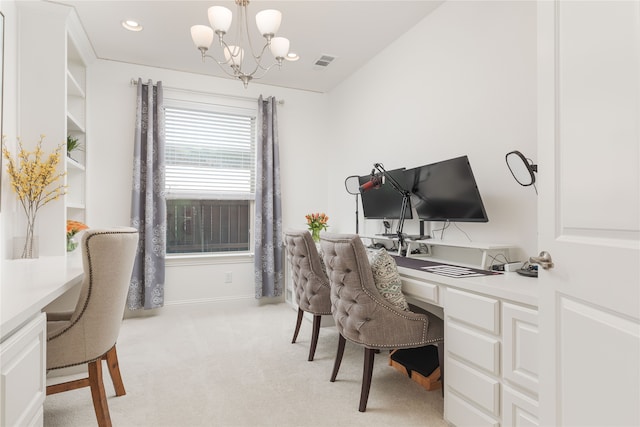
<box><xmin>446</xmin><ymin>288</ymin><xmax>500</xmax><ymax>335</ymax></box>
<box><xmin>446</xmin><ymin>391</ymin><xmax>499</xmax><ymax>427</ymax></box>
<box><xmin>447</xmin><ymin>357</ymin><xmax>500</xmax><ymax>416</ymax></box>
<box><xmin>448</xmin><ymin>322</ymin><xmax>500</xmax><ymax>375</ymax></box>
<box><xmin>401</xmin><ymin>277</ymin><xmax>439</xmax><ymax>305</ymax></box>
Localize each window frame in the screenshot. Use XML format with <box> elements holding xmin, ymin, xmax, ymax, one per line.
<box><xmin>163</xmin><ymin>93</ymin><xmax>257</xmax><ymax>260</ymax></box>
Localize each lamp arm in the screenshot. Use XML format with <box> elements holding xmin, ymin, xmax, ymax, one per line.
<box><xmin>373</xmin><ymin>163</ymin><xmax>410</xmax><ymax>253</ymax></box>
<box><xmin>373</xmin><ymin>163</ymin><xmax>407</xmax><ymax>196</ymax></box>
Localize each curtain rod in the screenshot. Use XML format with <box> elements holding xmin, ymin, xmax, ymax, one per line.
<box><xmin>129</xmin><ymin>78</ymin><xmax>285</xmax><ymax>105</ymax></box>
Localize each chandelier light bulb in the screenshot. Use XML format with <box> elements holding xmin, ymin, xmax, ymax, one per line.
<box><xmin>255</xmin><ymin>9</ymin><xmax>282</xmax><ymax>38</ymax></box>
<box><xmin>270</xmin><ymin>37</ymin><xmax>290</xmax><ymax>60</ymax></box>
<box><xmin>190</xmin><ymin>25</ymin><xmax>214</xmax><ymax>50</ymax></box>
<box><xmin>208</xmin><ymin>6</ymin><xmax>233</xmax><ymax>34</ymax></box>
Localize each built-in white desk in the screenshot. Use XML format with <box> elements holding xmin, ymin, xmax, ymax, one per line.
<box><xmin>0</xmin><ymin>254</ymin><xmax>83</xmax><ymax>427</ymax></box>
<box><xmin>392</xmin><ymin>254</ymin><xmax>540</xmax><ymax>427</ymax></box>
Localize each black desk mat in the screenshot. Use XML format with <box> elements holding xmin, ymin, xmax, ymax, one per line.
<box><xmin>391</xmin><ymin>255</ymin><xmax>501</xmax><ymax>278</ymax></box>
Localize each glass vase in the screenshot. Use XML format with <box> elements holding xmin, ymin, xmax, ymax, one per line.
<box><xmin>14</xmin><ymin>215</ymin><xmax>38</xmax><ymax>259</ymax></box>
<box><xmin>13</xmin><ymin>234</ymin><xmax>39</xmax><ymax>259</ymax></box>
<box><xmin>311</xmin><ymin>228</ymin><xmax>321</xmax><ymax>243</ymax></box>
<box><xmin>67</xmin><ymin>234</ymin><xmax>79</xmax><ymax>252</ymax></box>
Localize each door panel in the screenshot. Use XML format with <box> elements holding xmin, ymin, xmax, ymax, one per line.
<box><xmin>537</xmin><ymin>1</ymin><xmax>640</xmax><ymax>425</ymax></box>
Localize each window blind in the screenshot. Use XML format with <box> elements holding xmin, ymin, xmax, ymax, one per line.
<box><xmin>165</xmin><ymin>105</ymin><xmax>256</xmax><ymax>199</ymax></box>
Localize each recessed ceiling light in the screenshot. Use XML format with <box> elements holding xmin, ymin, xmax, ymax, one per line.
<box><xmin>285</xmin><ymin>52</ymin><xmax>300</xmax><ymax>62</ymax></box>
<box><xmin>122</xmin><ymin>20</ymin><xmax>143</xmax><ymax>32</ymax></box>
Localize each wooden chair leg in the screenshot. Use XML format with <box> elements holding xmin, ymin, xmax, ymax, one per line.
<box><xmin>330</xmin><ymin>334</ymin><xmax>346</xmax><ymax>382</ymax></box>
<box><xmin>359</xmin><ymin>348</ymin><xmax>376</xmax><ymax>412</ymax></box>
<box><xmin>291</xmin><ymin>308</ymin><xmax>304</xmax><ymax>344</ymax></box>
<box><xmin>308</xmin><ymin>315</ymin><xmax>322</xmax><ymax>361</ymax></box>
<box><xmin>104</xmin><ymin>345</ymin><xmax>126</xmax><ymax>397</ymax></box>
<box><xmin>88</xmin><ymin>358</ymin><xmax>112</xmax><ymax>427</ymax></box>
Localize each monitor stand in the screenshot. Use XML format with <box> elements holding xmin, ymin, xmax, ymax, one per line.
<box><xmin>406</xmin><ymin>220</ymin><xmax>431</xmax><ymax>240</ymax></box>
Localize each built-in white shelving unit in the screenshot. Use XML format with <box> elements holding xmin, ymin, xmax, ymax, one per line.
<box><xmin>16</xmin><ymin>2</ymin><xmax>94</xmax><ymax>256</ymax></box>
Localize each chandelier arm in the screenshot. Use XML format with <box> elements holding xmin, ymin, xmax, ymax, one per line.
<box><xmin>247</xmin><ymin>43</ymin><xmax>271</xmax><ymax>68</ymax></box>
<box><xmin>242</xmin><ymin>61</ymin><xmax>284</xmax><ymax>81</ymax></box>
<box><xmin>218</xmin><ymin>38</ymin><xmax>244</xmax><ymax>73</ymax></box>
<box><xmin>201</xmin><ymin>53</ymin><xmax>243</xmax><ymax>78</ymax></box>
<box><xmin>225</xmin><ymin>9</ymin><xmax>272</xmax><ymax>76</ymax></box>
<box><xmin>242</xmin><ymin>2</ymin><xmax>266</xmax><ymax>63</ymax></box>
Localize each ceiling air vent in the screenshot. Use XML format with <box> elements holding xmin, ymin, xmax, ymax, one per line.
<box><xmin>313</xmin><ymin>54</ymin><xmax>337</xmax><ymax>71</ymax></box>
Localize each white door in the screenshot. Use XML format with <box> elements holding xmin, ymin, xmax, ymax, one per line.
<box><xmin>537</xmin><ymin>1</ymin><xmax>640</xmax><ymax>426</ymax></box>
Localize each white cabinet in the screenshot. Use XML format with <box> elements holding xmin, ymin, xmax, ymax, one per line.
<box><xmin>443</xmin><ymin>287</ymin><xmax>539</xmax><ymax>426</ymax></box>
<box><xmin>17</xmin><ymin>2</ymin><xmax>94</xmax><ymax>255</ymax></box>
<box><xmin>0</xmin><ymin>313</ymin><xmax>47</xmax><ymax>427</ymax></box>
<box><xmin>502</xmin><ymin>302</ymin><xmax>539</xmax><ymax>396</ymax></box>
<box><xmin>501</xmin><ymin>302</ymin><xmax>539</xmax><ymax>426</ymax></box>
<box><xmin>445</xmin><ymin>288</ymin><xmax>502</xmax><ymax>425</ymax></box>
<box><xmin>503</xmin><ymin>385</ymin><xmax>539</xmax><ymax>427</ymax></box>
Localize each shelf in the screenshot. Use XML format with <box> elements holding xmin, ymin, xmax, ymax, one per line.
<box><xmin>409</xmin><ymin>239</ymin><xmax>514</xmax><ymax>251</ymax></box>
<box><xmin>361</xmin><ymin>234</ymin><xmax>517</xmax><ymax>270</ymax></box>
<box><xmin>67</xmin><ymin>112</ymin><xmax>85</xmax><ymax>133</ymax></box>
<box><xmin>66</xmin><ymin>202</ymin><xmax>85</xmax><ymax>209</ymax></box>
<box><xmin>66</xmin><ymin>156</ymin><xmax>85</xmax><ymax>171</ymax></box>
<box><xmin>66</xmin><ymin>70</ymin><xmax>85</xmax><ymax>98</ymax></box>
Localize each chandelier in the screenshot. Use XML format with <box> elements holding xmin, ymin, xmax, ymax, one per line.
<box><xmin>190</xmin><ymin>0</ymin><xmax>291</xmax><ymax>88</ymax></box>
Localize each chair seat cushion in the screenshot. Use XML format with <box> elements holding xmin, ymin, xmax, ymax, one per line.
<box><xmin>367</xmin><ymin>248</ymin><xmax>409</xmax><ymax>311</ymax></box>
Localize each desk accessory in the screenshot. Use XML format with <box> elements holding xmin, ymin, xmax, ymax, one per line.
<box><xmin>506</xmin><ymin>150</ymin><xmax>538</xmax><ymax>193</ymax></box>
<box><xmin>344</xmin><ymin>175</ymin><xmax>360</xmax><ymax>233</ymax></box>
<box><xmin>516</xmin><ymin>264</ymin><xmax>538</xmax><ymax>277</ymax></box>
<box><xmin>360</xmin><ymin>163</ymin><xmax>412</xmax><ymax>251</ymax></box>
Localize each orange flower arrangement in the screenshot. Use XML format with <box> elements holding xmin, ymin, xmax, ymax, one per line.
<box><xmin>305</xmin><ymin>212</ymin><xmax>329</xmax><ymax>242</ymax></box>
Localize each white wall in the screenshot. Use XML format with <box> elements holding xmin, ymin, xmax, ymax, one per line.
<box><xmin>2</xmin><ymin>0</ymin><xmax>538</xmax><ymax>304</ymax></box>
<box><xmin>86</xmin><ymin>60</ymin><xmax>328</xmax><ymax>304</ymax></box>
<box><xmin>0</xmin><ymin>0</ymin><xmax>19</xmax><ymax>260</ymax></box>
<box><xmin>325</xmin><ymin>0</ymin><xmax>538</xmax><ymax>260</ymax></box>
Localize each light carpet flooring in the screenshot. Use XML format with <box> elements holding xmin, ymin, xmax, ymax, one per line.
<box><xmin>44</xmin><ymin>300</ymin><xmax>446</xmax><ymax>427</ymax></box>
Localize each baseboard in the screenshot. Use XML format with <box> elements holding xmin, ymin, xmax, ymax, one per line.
<box><xmin>163</xmin><ymin>295</ymin><xmax>256</xmax><ymax>306</ymax></box>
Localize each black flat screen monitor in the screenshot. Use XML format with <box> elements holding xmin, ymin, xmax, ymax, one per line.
<box><xmin>358</xmin><ymin>168</ymin><xmax>413</xmax><ymax>220</ymax></box>
<box><xmin>406</xmin><ymin>156</ymin><xmax>488</xmax><ymax>222</ymax></box>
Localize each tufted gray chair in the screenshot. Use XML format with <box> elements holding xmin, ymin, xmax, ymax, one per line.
<box><xmin>46</xmin><ymin>228</ymin><xmax>139</xmax><ymax>427</ymax></box>
<box><xmin>284</xmin><ymin>229</ymin><xmax>332</xmax><ymax>361</ymax></box>
<box><xmin>320</xmin><ymin>232</ymin><xmax>444</xmax><ymax>412</ymax></box>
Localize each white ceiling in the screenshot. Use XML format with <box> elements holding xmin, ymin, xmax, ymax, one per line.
<box><xmin>48</xmin><ymin>1</ymin><xmax>444</xmax><ymax>93</ymax></box>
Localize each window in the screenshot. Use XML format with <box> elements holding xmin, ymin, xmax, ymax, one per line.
<box><xmin>164</xmin><ymin>100</ymin><xmax>256</xmax><ymax>254</ymax></box>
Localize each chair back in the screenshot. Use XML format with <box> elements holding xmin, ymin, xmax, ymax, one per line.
<box><xmin>284</xmin><ymin>230</ymin><xmax>331</xmax><ymax>315</ymax></box>
<box><xmin>47</xmin><ymin>228</ymin><xmax>139</xmax><ymax>368</ymax></box>
<box><xmin>320</xmin><ymin>233</ymin><xmax>431</xmax><ymax>349</ymax></box>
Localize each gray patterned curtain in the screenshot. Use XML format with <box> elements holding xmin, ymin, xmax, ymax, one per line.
<box><xmin>254</xmin><ymin>96</ymin><xmax>283</xmax><ymax>298</ymax></box>
<box><xmin>128</xmin><ymin>79</ymin><xmax>166</xmax><ymax>310</ymax></box>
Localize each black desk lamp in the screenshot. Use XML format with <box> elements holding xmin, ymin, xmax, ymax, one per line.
<box><xmin>359</xmin><ymin>163</ymin><xmax>411</xmax><ymax>253</ymax></box>
<box><xmin>344</xmin><ymin>175</ymin><xmax>361</xmax><ymax>234</ymax></box>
